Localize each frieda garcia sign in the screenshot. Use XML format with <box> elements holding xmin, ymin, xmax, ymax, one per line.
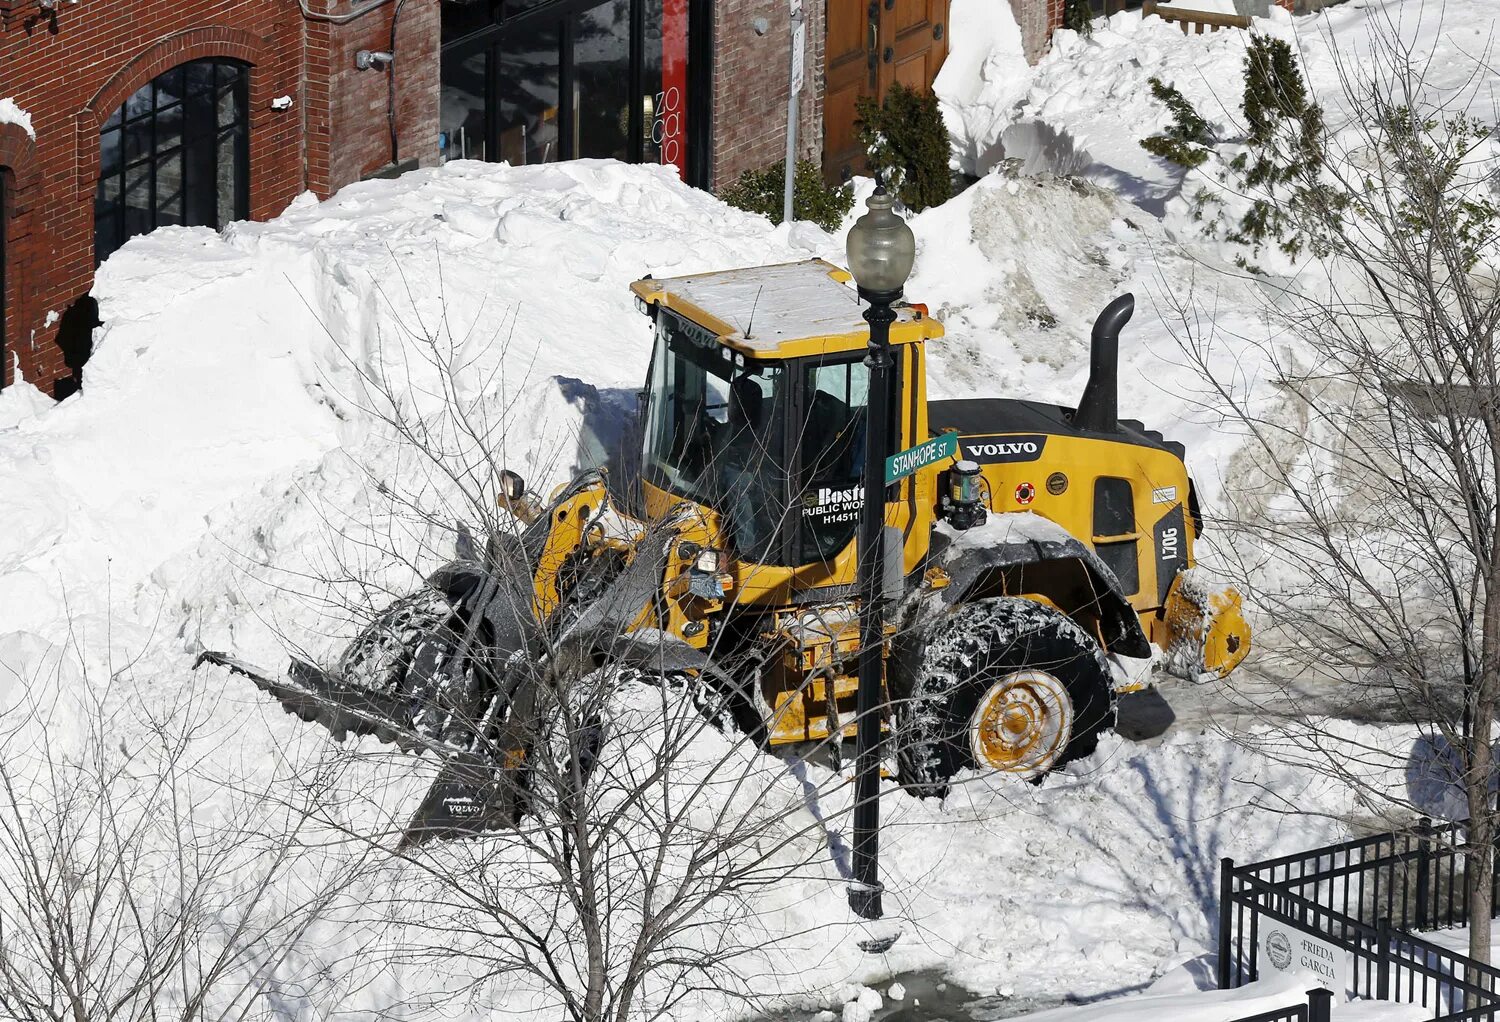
<box><xmin>1257</xmin><ymin>918</ymin><xmax>1346</xmax><ymax>1000</ymax></box>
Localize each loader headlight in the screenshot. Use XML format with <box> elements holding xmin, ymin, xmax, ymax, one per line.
<box><xmin>694</xmin><ymin>549</ymin><xmax>721</xmax><ymax>573</ymax></box>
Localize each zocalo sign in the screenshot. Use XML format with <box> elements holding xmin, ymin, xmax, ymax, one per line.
<box><xmin>1257</xmin><ymin>919</ymin><xmax>1345</xmax><ymax>1001</ymax></box>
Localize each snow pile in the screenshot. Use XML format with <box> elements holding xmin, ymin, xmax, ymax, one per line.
<box><xmin>0</xmin><ymin>96</ymin><xmax>33</xmax><ymax>138</ymax></box>
<box><xmin>0</xmin><ymin>161</ymin><xmax>826</xmax><ymax>659</ymax></box>
<box><xmin>933</xmin><ymin>0</ymin><xmax>1030</xmax><ymax>177</ymax></box>
<box><xmin>0</xmin><ymin>374</ymin><xmax>53</xmax><ymax>428</ymax></box>
<box><xmin>903</xmin><ymin>167</ymin><xmax>1275</xmax><ymax>516</ymax></box>
<box><xmin>938</xmin><ymin>0</ymin><xmax>1500</xmax><ymax>208</ymax></box>
<box><xmin>1013</xmin><ymin>972</ymin><xmax>1425</xmax><ymax>1021</ymax></box>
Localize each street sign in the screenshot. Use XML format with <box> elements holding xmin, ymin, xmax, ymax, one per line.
<box><xmin>885</xmin><ymin>432</ymin><xmax>959</xmax><ymax>484</ymax></box>
<box><xmin>783</xmin><ymin>0</ymin><xmax>806</xmax><ymax>224</ymax></box>
<box><xmin>790</xmin><ymin>15</ymin><xmax>806</xmax><ymax>94</ymax></box>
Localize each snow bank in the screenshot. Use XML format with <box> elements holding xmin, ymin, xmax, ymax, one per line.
<box><xmin>1017</xmin><ymin>972</ymin><xmax>1311</xmax><ymax>1021</ymax></box>
<box><xmin>0</xmin><ymin>161</ymin><xmax>823</xmax><ymax>657</ymax></box>
<box><xmin>1014</xmin><ymin>974</ymin><xmax>1425</xmax><ymax>1021</ymax></box>
<box><xmin>933</xmin><ymin>0</ymin><xmax>1030</xmax><ymax>176</ymax></box>
<box><xmin>0</xmin><ymin>96</ymin><xmax>33</xmax><ymax>138</ymax></box>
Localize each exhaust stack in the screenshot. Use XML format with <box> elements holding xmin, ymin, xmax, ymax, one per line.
<box><xmin>1074</xmin><ymin>293</ymin><xmax>1134</xmax><ymax>433</ymax></box>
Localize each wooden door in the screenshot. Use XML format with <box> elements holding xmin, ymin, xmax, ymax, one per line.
<box><xmin>880</xmin><ymin>0</ymin><xmax>947</xmax><ymax>94</ymax></box>
<box><xmin>823</xmin><ymin>0</ymin><xmax>877</xmax><ymax>181</ymax></box>
<box><xmin>822</xmin><ymin>0</ymin><xmax>949</xmax><ymax>182</ymax></box>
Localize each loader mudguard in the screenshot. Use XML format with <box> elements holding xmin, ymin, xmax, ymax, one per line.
<box><xmin>425</xmin><ymin>559</ymin><xmax>538</xmax><ymax>658</ymax></box>
<box><xmin>552</xmin><ymin>529</ymin><xmax>671</xmax><ymax>649</ymax></box>
<box><xmin>927</xmin><ymin>511</ymin><xmax>1152</xmax><ymax>658</ymax></box>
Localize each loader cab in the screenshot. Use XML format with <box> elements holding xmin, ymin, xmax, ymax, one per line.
<box><xmin>631</xmin><ymin>259</ymin><xmax>942</xmax><ymax>601</ymax></box>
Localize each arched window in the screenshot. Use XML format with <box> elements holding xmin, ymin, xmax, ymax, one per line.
<box><xmin>94</xmin><ymin>59</ymin><xmax>249</xmax><ymax>265</ymax></box>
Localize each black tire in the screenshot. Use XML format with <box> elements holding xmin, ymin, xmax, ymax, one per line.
<box><xmin>337</xmin><ymin>588</ymin><xmax>453</xmax><ymax>698</ymax></box>
<box><xmin>337</xmin><ymin>588</ymin><xmax>497</xmax><ymax>747</ymax></box>
<box><xmin>894</xmin><ymin>597</ymin><xmax>1116</xmax><ymax>798</ymax></box>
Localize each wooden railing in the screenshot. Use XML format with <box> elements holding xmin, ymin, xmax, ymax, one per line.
<box><xmin>1142</xmin><ymin>0</ymin><xmax>1253</xmax><ymax>33</ymax></box>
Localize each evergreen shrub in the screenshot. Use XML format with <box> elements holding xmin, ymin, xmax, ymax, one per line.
<box><xmin>855</xmin><ymin>84</ymin><xmax>953</xmax><ymax>212</ymax></box>
<box><xmin>719</xmin><ymin>159</ymin><xmax>855</xmax><ymax>233</ymax></box>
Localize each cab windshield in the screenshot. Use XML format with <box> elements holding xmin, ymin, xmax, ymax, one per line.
<box><xmin>642</xmin><ymin>309</ymin><xmax>871</xmax><ymax>566</ymax></box>
<box><xmin>644</xmin><ymin>311</ymin><xmax>786</xmax><ymax>558</ymax></box>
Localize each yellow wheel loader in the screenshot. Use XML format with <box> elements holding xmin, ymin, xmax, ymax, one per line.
<box><xmin>198</xmin><ymin>258</ymin><xmax>1249</xmax><ymax>841</ymax></box>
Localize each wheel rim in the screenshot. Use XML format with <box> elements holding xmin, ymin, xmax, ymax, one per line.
<box><xmin>968</xmin><ymin>669</ymin><xmax>1073</xmax><ymax>778</ymax></box>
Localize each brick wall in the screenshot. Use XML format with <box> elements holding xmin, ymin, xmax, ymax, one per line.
<box><xmin>710</xmin><ymin>0</ymin><xmax>824</xmax><ymax>190</ymax></box>
<box><xmin>323</xmin><ymin>0</ymin><xmax>440</xmax><ymax>185</ymax></box>
<box><xmin>1011</xmin><ymin>0</ymin><xmax>1064</xmax><ymax>64</ymax></box>
<box><xmin>0</xmin><ymin>0</ymin><xmax>437</xmax><ymax>395</ymax></box>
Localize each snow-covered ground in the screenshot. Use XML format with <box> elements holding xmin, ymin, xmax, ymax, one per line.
<box><xmin>1010</xmin><ymin>965</ymin><xmax>1424</xmax><ymax>1022</ymax></box>
<box><xmin>938</xmin><ymin>0</ymin><xmax>1500</xmax><ymax>210</ymax></box>
<box><xmin>4</xmin><ymin>0</ymin><xmax>1498</xmax><ymax>1018</ymax></box>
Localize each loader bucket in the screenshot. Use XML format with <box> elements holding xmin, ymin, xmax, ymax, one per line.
<box><xmin>401</xmin><ymin>751</ymin><xmax>528</xmax><ymax>847</ymax></box>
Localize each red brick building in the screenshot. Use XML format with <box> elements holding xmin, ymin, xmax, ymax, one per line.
<box><xmin>1</xmin><ymin>0</ymin><xmax>441</xmax><ymax>396</ymax></box>
<box><xmin>1</xmin><ymin>0</ymin><xmax>1056</xmax><ymax>398</ymax></box>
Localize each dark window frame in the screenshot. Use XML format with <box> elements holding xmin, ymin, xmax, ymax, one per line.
<box><xmin>1092</xmin><ymin>476</ymin><xmax>1140</xmax><ymax>595</ymax></box>
<box><xmin>94</xmin><ymin>59</ymin><xmax>250</xmax><ymax>266</ymax></box>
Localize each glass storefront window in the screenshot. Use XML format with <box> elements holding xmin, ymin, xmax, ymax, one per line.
<box><xmin>441</xmin><ymin>47</ymin><xmax>488</xmax><ymax>161</ymax></box>
<box><xmin>441</xmin><ymin>0</ymin><xmax>697</xmax><ymax>181</ymax></box>
<box><xmin>499</xmin><ymin>19</ymin><xmax>561</xmax><ymax>165</ymax></box>
<box><xmin>573</xmin><ymin>0</ymin><xmax>631</xmax><ymax>161</ymax></box>
<box><xmin>442</xmin><ymin>0</ymin><xmax>496</xmax><ymax>44</ymax></box>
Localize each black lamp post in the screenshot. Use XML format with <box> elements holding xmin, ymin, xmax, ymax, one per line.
<box><xmin>844</xmin><ymin>186</ymin><xmax>916</xmax><ymax>921</ymax></box>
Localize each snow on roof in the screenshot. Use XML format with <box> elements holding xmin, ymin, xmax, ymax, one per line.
<box><xmin>636</xmin><ymin>258</ymin><xmax>932</xmax><ymax>353</ymax></box>
<box><xmin>0</xmin><ymin>97</ymin><xmax>34</xmax><ymax>139</ymax></box>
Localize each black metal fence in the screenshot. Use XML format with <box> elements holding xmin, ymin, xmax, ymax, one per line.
<box><xmin>1232</xmin><ymin>1006</ymin><xmax>1307</xmax><ymax>1022</ymax></box>
<box><xmin>1219</xmin><ymin>818</ymin><xmax>1500</xmax><ymax>1020</ymax></box>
